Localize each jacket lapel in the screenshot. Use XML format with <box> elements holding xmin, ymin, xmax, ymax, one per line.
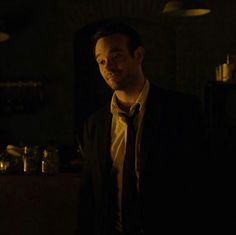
<box><xmin>93</xmin><ymin>105</ymin><xmax>116</xmax><ymax>227</ymax></box>
<box><xmin>140</xmin><ymin>84</ymin><xmax>163</xmax><ymax>175</ymax></box>
<box><xmin>95</xmin><ymin>105</ymin><xmax>113</xmax><ymax>177</ymax></box>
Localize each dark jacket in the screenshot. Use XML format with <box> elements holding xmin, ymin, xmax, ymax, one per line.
<box><xmin>77</xmin><ymin>83</ymin><xmax>210</xmax><ymax>235</ymax></box>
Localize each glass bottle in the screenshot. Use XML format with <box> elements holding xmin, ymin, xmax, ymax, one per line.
<box><xmin>41</xmin><ymin>146</ymin><xmax>59</xmax><ymax>175</ymax></box>
<box><xmin>23</xmin><ymin>145</ymin><xmax>41</xmax><ymax>175</ymax></box>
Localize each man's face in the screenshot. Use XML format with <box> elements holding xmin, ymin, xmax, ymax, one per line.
<box><xmin>95</xmin><ymin>34</ymin><xmax>142</xmax><ymax>91</ymax></box>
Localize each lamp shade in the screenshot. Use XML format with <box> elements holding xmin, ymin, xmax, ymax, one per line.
<box><xmin>163</xmin><ymin>0</ymin><xmax>211</xmax><ymax>17</ymax></box>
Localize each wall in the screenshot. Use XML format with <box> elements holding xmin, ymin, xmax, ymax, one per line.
<box><xmin>0</xmin><ymin>0</ymin><xmax>75</xmax><ymax>149</ymax></box>
<box><xmin>0</xmin><ymin>0</ymin><xmax>236</xmax><ymax>160</ymax></box>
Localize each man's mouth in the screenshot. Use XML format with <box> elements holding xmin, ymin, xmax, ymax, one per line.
<box><xmin>108</xmin><ymin>74</ymin><xmax>120</xmax><ymax>80</ymax></box>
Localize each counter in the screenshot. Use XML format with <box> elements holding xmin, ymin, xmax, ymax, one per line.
<box><xmin>0</xmin><ymin>173</ymin><xmax>81</xmax><ymax>235</ymax></box>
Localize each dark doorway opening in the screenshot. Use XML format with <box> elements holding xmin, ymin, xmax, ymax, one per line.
<box><xmin>74</xmin><ymin>20</ymin><xmax>113</xmax><ymax>141</ymax></box>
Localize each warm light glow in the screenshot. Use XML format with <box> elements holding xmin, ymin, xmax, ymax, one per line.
<box><xmin>163</xmin><ymin>0</ymin><xmax>211</xmax><ymax>17</ymax></box>
<box><xmin>180</xmin><ymin>9</ymin><xmax>211</xmax><ymax>17</ymax></box>
<box><xmin>0</xmin><ymin>31</ymin><xmax>10</xmax><ymax>42</ymax></box>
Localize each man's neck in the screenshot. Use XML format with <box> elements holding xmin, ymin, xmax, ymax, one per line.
<box><xmin>115</xmin><ymin>78</ymin><xmax>146</xmax><ymax>112</ymax></box>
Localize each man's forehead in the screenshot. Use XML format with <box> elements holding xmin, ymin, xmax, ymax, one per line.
<box><xmin>96</xmin><ymin>34</ymin><xmax>128</xmax><ymax>47</ymax></box>
<box><xmin>95</xmin><ymin>35</ymin><xmax>129</xmax><ymax>58</ymax></box>
<box><xmin>95</xmin><ymin>48</ymin><xmax>125</xmax><ymax>60</ymax></box>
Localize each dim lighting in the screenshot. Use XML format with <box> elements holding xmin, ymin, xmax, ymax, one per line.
<box><xmin>0</xmin><ymin>31</ymin><xmax>10</xmax><ymax>42</ymax></box>
<box><xmin>0</xmin><ymin>19</ymin><xmax>10</xmax><ymax>42</ymax></box>
<box><xmin>163</xmin><ymin>0</ymin><xmax>211</xmax><ymax>17</ymax></box>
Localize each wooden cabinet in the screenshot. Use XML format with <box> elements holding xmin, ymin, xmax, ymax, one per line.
<box><xmin>204</xmin><ymin>81</ymin><xmax>236</xmax><ymax>167</ymax></box>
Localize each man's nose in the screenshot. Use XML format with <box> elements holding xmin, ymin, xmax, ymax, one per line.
<box><xmin>105</xmin><ymin>59</ymin><xmax>116</xmax><ymax>71</ymax></box>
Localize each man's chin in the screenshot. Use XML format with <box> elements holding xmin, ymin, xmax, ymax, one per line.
<box><xmin>110</xmin><ymin>85</ymin><xmax>120</xmax><ymax>91</ymax></box>
<box><xmin>107</xmin><ymin>81</ymin><xmax>122</xmax><ymax>90</ymax></box>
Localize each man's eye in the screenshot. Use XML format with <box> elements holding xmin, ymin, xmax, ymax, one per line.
<box><xmin>98</xmin><ymin>60</ymin><xmax>105</xmax><ymax>65</ymax></box>
<box><xmin>113</xmin><ymin>54</ymin><xmax>120</xmax><ymax>59</ymax></box>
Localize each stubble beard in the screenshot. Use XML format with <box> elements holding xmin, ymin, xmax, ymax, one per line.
<box><xmin>106</xmin><ymin>70</ymin><xmax>138</xmax><ymax>92</ymax></box>
<box><xmin>107</xmin><ymin>76</ymin><xmax>131</xmax><ymax>92</ymax></box>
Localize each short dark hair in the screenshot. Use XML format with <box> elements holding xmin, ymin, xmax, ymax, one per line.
<box><xmin>91</xmin><ymin>21</ymin><xmax>143</xmax><ymax>56</ymax></box>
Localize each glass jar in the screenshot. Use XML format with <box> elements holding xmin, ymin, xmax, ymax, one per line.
<box><xmin>0</xmin><ymin>150</ymin><xmax>10</xmax><ymax>174</ymax></box>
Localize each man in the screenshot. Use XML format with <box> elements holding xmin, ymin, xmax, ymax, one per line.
<box><xmin>77</xmin><ymin>22</ymin><xmax>209</xmax><ymax>235</ymax></box>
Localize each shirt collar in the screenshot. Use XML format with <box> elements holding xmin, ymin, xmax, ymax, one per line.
<box><xmin>110</xmin><ymin>79</ymin><xmax>150</xmax><ymax>116</ymax></box>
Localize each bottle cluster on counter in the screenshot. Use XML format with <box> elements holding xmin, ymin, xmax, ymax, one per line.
<box><xmin>215</xmin><ymin>54</ymin><xmax>236</xmax><ymax>83</ymax></box>
<box><xmin>0</xmin><ymin>144</ymin><xmax>59</xmax><ymax>175</ymax></box>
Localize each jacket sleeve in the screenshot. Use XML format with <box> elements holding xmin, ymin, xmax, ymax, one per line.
<box><xmin>75</xmin><ymin>119</ymin><xmax>94</xmax><ymax>235</ymax></box>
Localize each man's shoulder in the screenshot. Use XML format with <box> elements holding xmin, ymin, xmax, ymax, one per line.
<box><xmin>149</xmin><ymin>82</ymin><xmax>201</xmax><ymax>103</ymax></box>
<box><xmin>147</xmin><ymin>82</ymin><xmax>204</xmax><ymax>116</ymax></box>
<box><xmin>86</xmin><ymin>103</ymin><xmax>111</xmax><ymax>124</ymax></box>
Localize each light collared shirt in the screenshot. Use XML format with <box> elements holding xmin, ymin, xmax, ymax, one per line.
<box><xmin>110</xmin><ymin>79</ymin><xmax>150</xmax><ymax>231</ymax></box>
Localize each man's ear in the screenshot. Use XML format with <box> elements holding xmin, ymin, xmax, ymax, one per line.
<box><xmin>135</xmin><ymin>46</ymin><xmax>145</xmax><ymax>64</ymax></box>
